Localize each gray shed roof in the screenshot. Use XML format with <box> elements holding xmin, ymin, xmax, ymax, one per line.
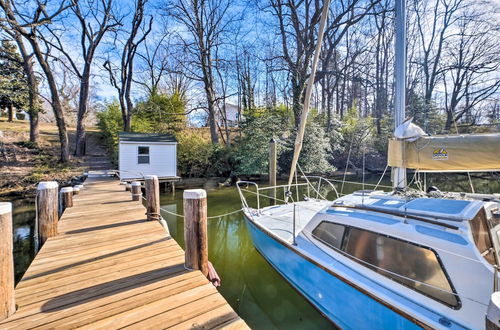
<box><xmin>118</xmin><ymin>132</ymin><xmax>177</xmax><ymax>143</ymax></box>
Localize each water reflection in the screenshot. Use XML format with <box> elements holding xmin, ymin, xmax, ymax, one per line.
<box><xmin>7</xmin><ymin>198</ymin><xmax>36</xmax><ymax>283</ymax></box>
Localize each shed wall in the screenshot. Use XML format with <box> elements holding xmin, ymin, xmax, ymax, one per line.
<box><xmin>119</xmin><ymin>142</ymin><xmax>177</xmax><ymax>180</ymax></box>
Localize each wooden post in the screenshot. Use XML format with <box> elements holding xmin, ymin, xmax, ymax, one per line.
<box><xmin>0</xmin><ymin>202</ymin><xmax>15</xmax><ymax>321</ymax></box>
<box><xmin>126</xmin><ymin>183</ymin><xmax>131</xmax><ymax>192</ymax></box>
<box><xmin>183</xmin><ymin>189</ymin><xmax>208</xmax><ymax>276</ymax></box>
<box><xmin>131</xmin><ymin>181</ymin><xmax>142</xmax><ymax>201</ymax></box>
<box><xmin>36</xmin><ymin>181</ymin><xmax>58</xmax><ymax>247</ymax></box>
<box><xmin>269</xmin><ymin>138</ymin><xmax>277</xmax><ymax>205</ymax></box>
<box><xmin>145</xmin><ymin>175</ymin><xmax>160</xmax><ymax>221</ymax></box>
<box><xmin>60</xmin><ymin>187</ymin><xmax>73</xmax><ymax>214</ymax></box>
<box><xmin>145</xmin><ymin>175</ymin><xmax>170</xmax><ymax>235</ymax></box>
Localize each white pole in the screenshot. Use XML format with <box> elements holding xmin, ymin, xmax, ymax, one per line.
<box><xmin>393</xmin><ymin>0</ymin><xmax>407</xmax><ymax>189</ymax></box>
<box><xmin>286</xmin><ymin>0</ymin><xmax>331</xmax><ymax>198</ymax></box>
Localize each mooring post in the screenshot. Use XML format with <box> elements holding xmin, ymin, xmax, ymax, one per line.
<box><xmin>269</xmin><ymin>138</ymin><xmax>277</xmax><ymax>205</ymax></box>
<box><xmin>0</xmin><ymin>202</ymin><xmax>15</xmax><ymax>321</ymax></box>
<box><xmin>60</xmin><ymin>187</ymin><xmax>74</xmax><ymax>214</ymax></box>
<box><xmin>37</xmin><ymin>181</ymin><xmax>59</xmax><ymax>247</ymax></box>
<box><xmin>131</xmin><ymin>181</ymin><xmax>142</xmax><ymax>201</ymax></box>
<box><xmin>145</xmin><ymin>175</ymin><xmax>171</xmax><ymax>235</ymax></box>
<box><xmin>183</xmin><ymin>189</ymin><xmax>208</xmax><ymax>276</ymax></box>
<box><xmin>145</xmin><ymin>175</ymin><xmax>160</xmax><ymax>221</ymax></box>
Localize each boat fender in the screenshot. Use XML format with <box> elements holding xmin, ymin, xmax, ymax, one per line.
<box><xmin>486</xmin><ymin>292</ymin><xmax>500</xmax><ymax>329</ymax></box>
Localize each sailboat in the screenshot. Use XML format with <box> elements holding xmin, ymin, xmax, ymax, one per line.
<box><xmin>236</xmin><ymin>0</ymin><xmax>500</xmax><ymax>328</ymax></box>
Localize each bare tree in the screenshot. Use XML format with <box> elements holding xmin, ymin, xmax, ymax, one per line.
<box><xmin>164</xmin><ymin>0</ymin><xmax>237</xmax><ymax>144</ymax></box>
<box><xmin>442</xmin><ymin>11</ymin><xmax>500</xmax><ymax>131</ymax></box>
<box><xmin>104</xmin><ymin>0</ymin><xmax>152</xmax><ymax>131</ymax></box>
<box><xmin>0</xmin><ymin>0</ymin><xmax>72</xmax><ymax>162</ymax></box>
<box><xmin>0</xmin><ymin>27</ymin><xmax>41</xmax><ymax>144</ymax></box>
<box><xmin>43</xmin><ymin>0</ymin><xmax>120</xmax><ymax>155</ymax></box>
<box><xmin>135</xmin><ymin>29</ymin><xmax>170</xmax><ymax>96</ymax></box>
<box><xmin>268</xmin><ymin>0</ymin><xmax>379</xmax><ymax>127</ymax></box>
<box><xmin>413</xmin><ymin>0</ymin><xmax>464</xmax><ymax>123</ymax></box>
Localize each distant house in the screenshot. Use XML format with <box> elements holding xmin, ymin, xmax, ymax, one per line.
<box><xmin>118</xmin><ymin>133</ymin><xmax>178</xmax><ymax>181</ymax></box>
<box><xmin>216</xmin><ymin>103</ymin><xmax>241</xmax><ymax>127</ymax></box>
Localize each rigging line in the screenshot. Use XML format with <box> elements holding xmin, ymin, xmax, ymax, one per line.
<box><xmin>341</xmin><ymin>142</ymin><xmax>353</xmax><ymax>195</ymax></box>
<box><xmin>373</xmin><ymin>164</ymin><xmax>389</xmax><ymax>191</ymax></box>
<box><xmin>451</xmin><ymin>113</ymin><xmax>475</xmax><ymax>195</ymax></box>
<box><xmin>362</xmin><ymin>147</ymin><xmax>366</xmax><ymax>205</ymax></box>
<box><xmin>297</xmin><ymin>164</ymin><xmax>329</xmax><ymax>200</ymax></box>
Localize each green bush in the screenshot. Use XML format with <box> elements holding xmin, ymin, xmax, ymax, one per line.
<box><xmin>134</xmin><ymin>92</ymin><xmax>186</xmax><ymax>132</ymax></box>
<box><xmin>233</xmin><ymin>111</ymin><xmax>289</xmax><ymax>176</ymax></box>
<box><xmin>96</xmin><ymin>101</ymin><xmax>123</xmax><ymax>162</ymax></box>
<box><xmin>279</xmin><ymin>119</ymin><xmax>335</xmax><ymax>175</ymax></box>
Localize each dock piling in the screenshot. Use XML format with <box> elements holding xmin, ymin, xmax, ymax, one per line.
<box><xmin>37</xmin><ymin>181</ymin><xmax>59</xmax><ymax>246</ymax></box>
<box><xmin>145</xmin><ymin>175</ymin><xmax>160</xmax><ymax>221</ymax></box>
<box><xmin>131</xmin><ymin>181</ymin><xmax>142</xmax><ymax>201</ymax></box>
<box><xmin>61</xmin><ymin>187</ymin><xmax>74</xmax><ymax>213</ymax></box>
<box><xmin>183</xmin><ymin>189</ymin><xmax>208</xmax><ymax>276</ymax></box>
<box><xmin>0</xmin><ymin>202</ymin><xmax>15</xmax><ymax>321</ymax></box>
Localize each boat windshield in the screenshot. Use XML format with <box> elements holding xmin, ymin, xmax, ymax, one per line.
<box><xmin>470</xmin><ymin>208</ymin><xmax>497</xmax><ymax>265</ymax></box>
<box><xmin>312</xmin><ymin>222</ymin><xmax>459</xmax><ymax>307</ymax></box>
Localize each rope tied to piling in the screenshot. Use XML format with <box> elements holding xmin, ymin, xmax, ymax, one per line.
<box><xmin>157</xmin><ymin>205</ymin><xmax>243</xmax><ymax>220</ymax></box>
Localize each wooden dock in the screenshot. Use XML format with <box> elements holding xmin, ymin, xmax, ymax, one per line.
<box><xmin>0</xmin><ymin>176</ymin><xmax>248</xmax><ymax>329</ymax></box>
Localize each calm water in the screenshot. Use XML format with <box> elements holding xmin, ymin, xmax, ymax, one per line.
<box><xmin>7</xmin><ymin>173</ymin><xmax>500</xmax><ymax>329</ymax></box>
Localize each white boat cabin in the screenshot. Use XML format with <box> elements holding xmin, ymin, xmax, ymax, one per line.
<box><xmin>118</xmin><ymin>132</ymin><xmax>178</xmax><ymax>181</ymax></box>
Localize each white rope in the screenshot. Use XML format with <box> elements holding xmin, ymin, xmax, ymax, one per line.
<box><xmin>373</xmin><ymin>164</ymin><xmax>389</xmax><ymax>191</ymax></box>
<box><xmin>341</xmin><ymin>142</ymin><xmax>353</xmax><ymax>195</ymax></box>
<box><xmin>157</xmin><ymin>204</ymin><xmax>243</xmax><ymax>220</ymax></box>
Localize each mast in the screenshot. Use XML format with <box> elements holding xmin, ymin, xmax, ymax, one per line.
<box><xmin>393</xmin><ymin>0</ymin><xmax>407</xmax><ymax>189</ymax></box>
<box><xmin>286</xmin><ymin>0</ymin><xmax>331</xmax><ymax>197</ymax></box>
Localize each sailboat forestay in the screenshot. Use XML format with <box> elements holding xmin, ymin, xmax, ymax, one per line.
<box><xmin>236</xmin><ymin>0</ymin><xmax>500</xmax><ymax>328</ymax></box>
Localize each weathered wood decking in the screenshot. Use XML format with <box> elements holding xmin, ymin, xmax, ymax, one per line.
<box><xmin>1</xmin><ymin>176</ymin><xmax>248</xmax><ymax>329</ymax></box>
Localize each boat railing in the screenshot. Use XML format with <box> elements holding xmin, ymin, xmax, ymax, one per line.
<box><xmin>236</xmin><ymin>176</ymin><xmax>340</xmax><ymax>213</ymax></box>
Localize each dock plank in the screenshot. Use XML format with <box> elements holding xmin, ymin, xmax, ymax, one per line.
<box><xmin>1</xmin><ymin>176</ymin><xmax>248</xmax><ymax>329</ymax></box>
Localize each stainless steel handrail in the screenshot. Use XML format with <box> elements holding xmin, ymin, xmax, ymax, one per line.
<box><xmin>236</xmin><ymin>176</ymin><xmax>341</xmax><ymax>213</ymax></box>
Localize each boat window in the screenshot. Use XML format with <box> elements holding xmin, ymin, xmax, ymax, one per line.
<box><xmin>343</xmin><ymin>228</ymin><xmax>458</xmax><ymax>307</ymax></box>
<box><xmin>470</xmin><ymin>208</ymin><xmax>497</xmax><ymax>265</ymax></box>
<box><xmin>312</xmin><ymin>222</ymin><xmax>346</xmax><ymax>250</ymax></box>
<box><xmin>138</xmin><ymin>146</ymin><xmax>150</xmax><ymax>164</ymax></box>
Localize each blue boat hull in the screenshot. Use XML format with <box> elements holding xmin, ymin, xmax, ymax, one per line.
<box><xmin>245</xmin><ymin>217</ymin><xmax>423</xmax><ymax>330</ymax></box>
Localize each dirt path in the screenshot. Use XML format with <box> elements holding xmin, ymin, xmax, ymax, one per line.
<box><xmin>0</xmin><ymin>119</ymin><xmax>113</xmax><ymax>197</ymax></box>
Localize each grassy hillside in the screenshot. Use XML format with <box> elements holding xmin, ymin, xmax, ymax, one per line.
<box><xmin>0</xmin><ymin>118</ymin><xmax>105</xmax><ymax>197</ymax></box>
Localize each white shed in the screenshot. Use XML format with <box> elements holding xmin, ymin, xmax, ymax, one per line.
<box><xmin>118</xmin><ymin>133</ymin><xmax>178</xmax><ymax>181</ymax></box>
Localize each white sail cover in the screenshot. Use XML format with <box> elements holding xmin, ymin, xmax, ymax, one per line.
<box><xmin>388</xmin><ymin>133</ymin><xmax>500</xmax><ymax>172</ymax></box>
<box><xmin>394</xmin><ymin>119</ymin><xmax>427</xmax><ymax>142</ymax></box>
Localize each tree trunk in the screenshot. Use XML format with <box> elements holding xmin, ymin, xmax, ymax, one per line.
<box><xmin>75</xmin><ymin>68</ymin><xmax>91</xmax><ymax>156</ymax></box>
<box><xmin>7</xmin><ymin>104</ymin><xmax>13</xmax><ymax>122</ymax></box>
<box><xmin>29</xmin><ymin>110</ymin><xmax>39</xmax><ymax>143</ymax></box>
<box><xmin>14</xmin><ymin>32</ymin><xmax>39</xmax><ymax>144</ymax></box>
<box><xmin>30</xmin><ymin>37</ymin><xmax>69</xmax><ymax>162</ymax></box>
